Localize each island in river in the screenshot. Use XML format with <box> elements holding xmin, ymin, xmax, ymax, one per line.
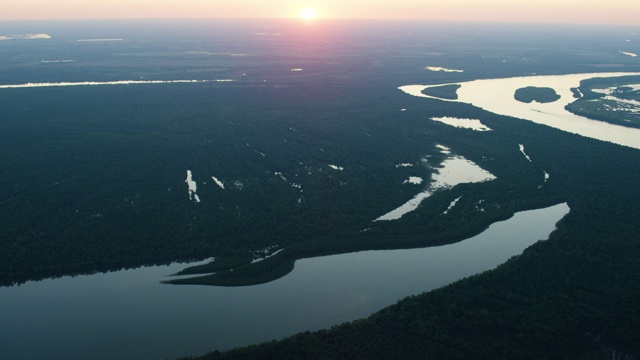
<box><xmin>514</xmin><ymin>86</ymin><xmax>561</xmax><ymax>103</ymax></box>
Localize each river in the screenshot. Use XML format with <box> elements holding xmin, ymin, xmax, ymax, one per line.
<box><xmin>0</xmin><ymin>203</ymin><xmax>569</xmax><ymax>360</ymax></box>
<box><xmin>400</xmin><ymin>72</ymin><xmax>640</xmax><ymax>150</ymax></box>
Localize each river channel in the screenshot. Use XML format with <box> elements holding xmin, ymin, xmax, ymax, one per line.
<box><xmin>0</xmin><ymin>203</ymin><xmax>569</xmax><ymax>360</ymax></box>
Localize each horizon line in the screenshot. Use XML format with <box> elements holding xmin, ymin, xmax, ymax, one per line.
<box><xmin>0</xmin><ymin>17</ymin><xmax>638</xmax><ymax>28</ymax></box>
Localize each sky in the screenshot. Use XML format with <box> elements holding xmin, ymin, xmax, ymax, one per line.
<box><xmin>2</xmin><ymin>0</ymin><xmax>639</xmax><ymax>26</ymax></box>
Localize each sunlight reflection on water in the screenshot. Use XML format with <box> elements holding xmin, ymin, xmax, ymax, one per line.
<box><xmin>400</xmin><ymin>72</ymin><xmax>640</xmax><ymax>150</ymax></box>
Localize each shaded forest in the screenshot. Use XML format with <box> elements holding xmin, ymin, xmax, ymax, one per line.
<box><xmin>184</xmin><ymin>101</ymin><xmax>640</xmax><ymax>359</ymax></box>
<box><xmin>0</xmin><ymin>19</ymin><xmax>638</xmax><ymax>360</ymax></box>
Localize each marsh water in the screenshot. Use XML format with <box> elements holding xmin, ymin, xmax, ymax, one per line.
<box><xmin>0</xmin><ymin>203</ymin><xmax>569</xmax><ymax>360</ymax></box>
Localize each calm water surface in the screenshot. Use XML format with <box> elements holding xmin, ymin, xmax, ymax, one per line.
<box><xmin>0</xmin><ymin>203</ymin><xmax>569</xmax><ymax>360</ymax></box>
<box><xmin>400</xmin><ymin>72</ymin><xmax>640</xmax><ymax>150</ymax></box>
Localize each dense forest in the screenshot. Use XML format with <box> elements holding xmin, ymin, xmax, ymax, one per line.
<box><xmin>0</xmin><ymin>20</ymin><xmax>639</xmax><ymax>359</ymax></box>
<box><xmin>2</xmin><ymin>20</ymin><xmax>603</xmax><ymax>287</ymax></box>
<box><xmin>182</xmin><ymin>89</ymin><xmax>640</xmax><ymax>359</ymax></box>
<box><xmin>514</xmin><ymin>86</ymin><xmax>561</xmax><ymax>103</ymax></box>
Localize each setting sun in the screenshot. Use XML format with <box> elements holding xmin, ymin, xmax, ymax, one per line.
<box><xmin>299</xmin><ymin>7</ymin><xmax>317</xmax><ymax>19</ymax></box>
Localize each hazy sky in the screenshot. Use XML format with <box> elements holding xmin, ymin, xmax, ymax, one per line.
<box><xmin>2</xmin><ymin>0</ymin><xmax>639</xmax><ymax>25</ymax></box>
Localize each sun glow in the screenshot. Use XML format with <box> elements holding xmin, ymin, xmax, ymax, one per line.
<box><xmin>299</xmin><ymin>8</ymin><xmax>317</xmax><ymax>20</ymax></box>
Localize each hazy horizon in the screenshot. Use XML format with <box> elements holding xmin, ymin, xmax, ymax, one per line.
<box><xmin>2</xmin><ymin>0</ymin><xmax>639</xmax><ymax>26</ymax></box>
